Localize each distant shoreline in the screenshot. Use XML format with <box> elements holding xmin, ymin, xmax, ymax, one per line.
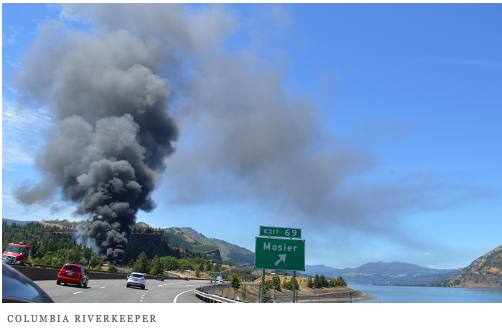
<box><xmin>371</xmin><ymin>283</ymin><xmax>502</xmax><ymax>289</ymax></box>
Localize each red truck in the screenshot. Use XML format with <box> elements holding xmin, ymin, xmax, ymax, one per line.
<box><xmin>2</xmin><ymin>242</ymin><xmax>31</xmax><ymax>266</ymax></box>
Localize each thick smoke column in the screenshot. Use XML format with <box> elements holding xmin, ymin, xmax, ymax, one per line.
<box><xmin>14</xmin><ymin>24</ymin><xmax>178</xmax><ymax>263</ymax></box>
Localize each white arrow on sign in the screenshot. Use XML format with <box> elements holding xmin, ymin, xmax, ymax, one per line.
<box><xmin>274</xmin><ymin>254</ymin><xmax>286</xmax><ymax>266</ymax></box>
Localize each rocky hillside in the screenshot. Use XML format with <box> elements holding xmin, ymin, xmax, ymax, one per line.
<box><xmin>164</xmin><ymin>227</ymin><xmax>255</xmax><ymax>268</ymax></box>
<box><xmin>447</xmin><ymin>244</ymin><xmax>502</xmax><ymax>288</ymax></box>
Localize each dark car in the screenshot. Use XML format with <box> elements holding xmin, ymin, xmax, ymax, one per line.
<box><xmin>57</xmin><ymin>263</ymin><xmax>89</xmax><ymax>288</ymax></box>
<box><xmin>2</xmin><ymin>262</ymin><xmax>54</xmax><ymax>303</ymax></box>
<box><xmin>156</xmin><ymin>274</ymin><xmax>165</xmax><ymax>281</ymax></box>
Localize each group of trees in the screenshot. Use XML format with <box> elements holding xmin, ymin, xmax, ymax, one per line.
<box><xmin>306</xmin><ymin>274</ymin><xmax>347</xmax><ymax>288</ymax></box>
<box><xmin>2</xmin><ymin>221</ymin><xmax>230</xmax><ymax>274</ymax></box>
<box><xmin>131</xmin><ymin>227</ymin><xmax>158</xmax><ymax>234</ymax></box>
<box><xmin>127</xmin><ymin>253</ymin><xmax>229</xmax><ymax>276</ymax></box>
<box><xmin>264</xmin><ymin>273</ymin><xmax>347</xmax><ymax>293</ymax></box>
<box><xmin>266</xmin><ymin>274</ymin><xmax>300</xmax><ymax>291</ymax></box>
<box><xmin>259</xmin><ymin>274</ymin><xmax>299</xmax><ymax>296</ymax></box>
<box><xmin>2</xmin><ymin>221</ymin><xmax>105</xmax><ymax>268</ymax></box>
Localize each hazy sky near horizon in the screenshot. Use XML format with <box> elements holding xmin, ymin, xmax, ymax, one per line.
<box><xmin>2</xmin><ymin>3</ymin><xmax>501</xmax><ymax>270</ymax></box>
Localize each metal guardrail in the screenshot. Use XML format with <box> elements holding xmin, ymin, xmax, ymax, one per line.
<box><xmin>195</xmin><ymin>282</ymin><xmax>361</xmax><ymax>303</ymax></box>
<box><xmin>23</xmin><ymin>264</ymin><xmax>126</xmax><ymax>274</ymax></box>
<box><xmin>194</xmin><ymin>288</ymin><xmax>243</xmax><ymax>303</ymax></box>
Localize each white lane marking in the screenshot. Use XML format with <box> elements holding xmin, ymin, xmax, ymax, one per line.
<box><xmin>173</xmin><ymin>289</ymin><xmax>193</xmax><ymax>303</ymax></box>
<box><xmin>100</xmin><ymin>287</ymin><xmax>106</xmax><ymax>289</ymax></box>
<box><xmin>73</xmin><ymin>291</ymin><xmax>83</xmax><ymax>295</ymax></box>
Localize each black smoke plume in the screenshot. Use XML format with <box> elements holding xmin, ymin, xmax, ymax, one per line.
<box><xmin>14</xmin><ymin>22</ymin><xmax>179</xmax><ymax>263</ymax></box>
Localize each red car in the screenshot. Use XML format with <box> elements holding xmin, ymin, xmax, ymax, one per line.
<box><xmin>57</xmin><ymin>264</ymin><xmax>89</xmax><ymax>288</ymax></box>
<box><xmin>183</xmin><ymin>277</ymin><xmax>189</xmax><ymax>281</ymax></box>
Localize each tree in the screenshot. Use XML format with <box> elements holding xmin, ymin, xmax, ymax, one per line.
<box><xmin>230</xmin><ymin>273</ymin><xmax>241</xmax><ymax>289</ymax></box>
<box><xmin>68</xmin><ymin>246</ymin><xmax>82</xmax><ymax>264</ymax></box>
<box><xmin>108</xmin><ymin>264</ymin><xmax>118</xmax><ymax>273</ymax></box>
<box><xmin>259</xmin><ymin>280</ymin><xmax>272</xmax><ymax>303</ymax></box>
<box><xmin>336</xmin><ymin>276</ymin><xmax>347</xmax><ymax>287</ymax></box>
<box><xmin>134</xmin><ymin>252</ymin><xmax>150</xmax><ymax>274</ymax></box>
<box><xmin>150</xmin><ymin>255</ymin><xmax>164</xmax><ymax>275</ymax></box>
<box><xmin>271</xmin><ymin>274</ymin><xmax>282</xmax><ymax>291</ymax></box>
<box><xmin>281</xmin><ymin>277</ymin><xmax>299</xmax><ymax>291</ymax></box>
<box><xmin>320</xmin><ymin>274</ymin><xmax>328</xmax><ymax>287</ymax></box>
<box><xmin>306</xmin><ymin>275</ymin><xmax>313</xmax><ymax>288</ymax></box>
<box><xmin>83</xmin><ymin>247</ymin><xmax>93</xmax><ymax>263</ymax></box>
<box><xmin>212</xmin><ymin>263</ymin><xmax>222</xmax><ymax>272</ymax></box>
<box><xmin>313</xmin><ymin>274</ymin><xmax>321</xmax><ymax>288</ymax></box>
<box><xmin>178</xmin><ymin>258</ymin><xmax>194</xmax><ymax>272</ymax></box>
<box><xmin>162</xmin><ymin>256</ymin><xmax>179</xmax><ymax>271</ymax></box>
<box><xmin>239</xmin><ymin>285</ymin><xmax>247</xmax><ymax>302</ymax></box>
<box><xmin>91</xmin><ymin>255</ymin><xmax>103</xmax><ymax>269</ymax></box>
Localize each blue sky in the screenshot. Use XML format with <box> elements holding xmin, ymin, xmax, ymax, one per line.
<box><xmin>2</xmin><ymin>3</ymin><xmax>501</xmax><ymax>270</ymax></box>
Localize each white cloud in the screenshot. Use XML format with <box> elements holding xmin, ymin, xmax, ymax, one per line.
<box><xmin>424</xmin><ymin>253</ymin><xmax>434</xmax><ymax>256</ymax></box>
<box><xmin>2</xmin><ymin>192</ymin><xmax>79</xmax><ymax>222</ymax></box>
<box><xmin>58</xmin><ymin>10</ymin><xmax>88</xmax><ymax>23</ymax></box>
<box><xmin>4</xmin><ymin>26</ymin><xmax>19</xmax><ymax>45</ymax></box>
<box><xmin>2</xmin><ymin>100</ymin><xmax>54</xmax><ymax>170</ymax></box>
<box><xmin>427</xmin><ymin>265</ymin><xmax>436</xmax><ymax>269</ymax></box>
<box><xmin>7</xmin><ymin>60</ymin><xmax>20</xmax><ymax>68</ymax></box>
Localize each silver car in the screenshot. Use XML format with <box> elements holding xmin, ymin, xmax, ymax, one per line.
<box><xmin>126</xmin><ymin>272</ymin><xmax>146</xmax><ymax>289</ymax></box>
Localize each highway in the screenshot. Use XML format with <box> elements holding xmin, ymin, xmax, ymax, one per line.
<box><xmin>34</xmin><ymin>278</ymin><xmax>212</xmax><ymax>303</ymax></box>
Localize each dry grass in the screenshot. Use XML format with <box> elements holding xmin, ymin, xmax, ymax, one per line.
<box><xmin>200</xmin><ymin>283</ymin><xmax>378</xmax><ymax>303</ymax></box>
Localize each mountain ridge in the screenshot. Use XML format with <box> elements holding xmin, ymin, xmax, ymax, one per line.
<box><xmin>447</xmin><ymin>244</ymin><xmax>502</xmax><ymax>288</ymax></box>
<box><xmin>301</xmin><ymin>261</ymin><xmax>461</xmax><ymax>285</ymax></box>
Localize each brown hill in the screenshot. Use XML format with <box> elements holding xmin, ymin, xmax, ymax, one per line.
<box><xmin>448</xmin><ymin>244</ymin><xmax>502</xmax><ymax>288</ymax></box>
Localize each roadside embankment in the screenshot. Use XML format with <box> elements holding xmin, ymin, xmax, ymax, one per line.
<box><xmin>198</xmin><ymin>283</ymin><xmax>378</xmax><ymax>303</ymax></box>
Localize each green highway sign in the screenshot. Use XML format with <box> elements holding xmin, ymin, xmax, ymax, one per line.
<box><xmin>259</xmin><ymin>226</ymin><xmax>302</xmax><ymax>239</ymax></box>
<box><xmin>255</xmin><ymin>237</ymin><xmax>305</xmax><ymax>271</ymax></box>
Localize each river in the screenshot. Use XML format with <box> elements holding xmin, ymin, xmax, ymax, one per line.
<box><xmin>349</xmin><ymin>284</ymin><xmax>502</xmax><ymax>303</ymax></box>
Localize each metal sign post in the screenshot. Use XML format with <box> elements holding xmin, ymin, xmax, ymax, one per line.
<box><xmin>292</xmin><ymin>270</ymin><xmax>296</xmax><ymax>303</ymax></box>
<box><xmin>255</xmin><ymin>225</ymin><xmax>304</xmax><ymax>303</ymax></box>
<box><xmin>261</xmin><ymin>269</ymin><xmax>265</xmax><ymax>303</ymax></box>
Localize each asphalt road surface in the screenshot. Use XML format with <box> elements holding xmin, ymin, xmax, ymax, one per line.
<box><xmin>34</xmin><ymin>278</ymin><xmax>212</xmax><ymax>303</ymax></box>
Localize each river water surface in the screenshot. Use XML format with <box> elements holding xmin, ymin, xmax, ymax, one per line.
<box><xmin>349</xmin><ymin>284</ymin><xmax>502</xmax><ymax>303</ymax></box>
